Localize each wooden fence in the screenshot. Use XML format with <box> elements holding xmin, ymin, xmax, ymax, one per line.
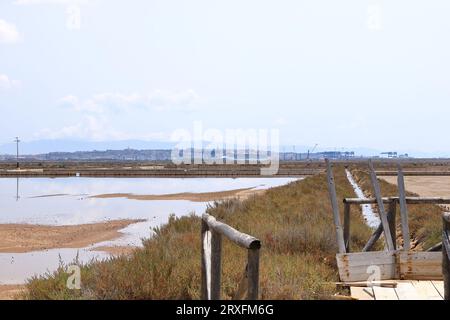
<box><xmin>201</xmin><ymin>214</ymin><xmax>261</xmax><ymax>300</ymax></box>
<box><xmin>326</xmin><ymin>159</ymin><xmax>450</xmax><ymax>299</ymax></box>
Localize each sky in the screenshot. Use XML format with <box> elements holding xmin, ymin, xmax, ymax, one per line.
<box><xmin>0</xmin><ymin>0</ymin><xmax>450</xmax><ymax>155</ymax></box>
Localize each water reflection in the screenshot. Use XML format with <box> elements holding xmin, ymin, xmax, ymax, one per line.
<box><xmin>0</xmin><ymin>177</ymin><xmax>299</xmax><ymax>284</ymax></box>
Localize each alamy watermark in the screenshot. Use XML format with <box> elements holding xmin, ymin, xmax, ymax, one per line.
<box><xmin>66</xmin><ymin>265</ymin><xmax>81</xmax><ymax>290</ymax></box>
<box><xmin>367</xmin><ymin>2</ymin><xmax>383</xmax><ymax>31</ymax></box>
<box><xmin>170</xmin><ymin>121</ymin><xmax>280</xmax><ymax>176</ymax></box>
<box><xmin>66</xmin><ymin>5</ymin><xmax>81</xmax><ymax>31</ymax></box>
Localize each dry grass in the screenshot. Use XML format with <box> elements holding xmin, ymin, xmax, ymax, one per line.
<box><xmin>23</xmin><ymin>167</ymin><xmax>376</xmax><ymax>300</ymax></box>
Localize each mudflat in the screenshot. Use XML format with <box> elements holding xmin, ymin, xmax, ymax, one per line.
<box><xmin>90</xmin><ymin>187</ymin><xmax>266</xmax><ymax>202</ymax></box>
<box><xmin>0</xmin><ymin>219</ymin><xmax>144</xmax><ymax>253</ymax></box>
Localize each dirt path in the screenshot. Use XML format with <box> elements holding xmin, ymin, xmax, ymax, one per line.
<box><xmin>0</xmin><ymin>219</ymin><xmax>145</xmax><ymax>253</ymax></box>
<box><xmin>381</xmin><ymin>176</ymin><xmax>450</xmax><ymax>198</ymax></box>
<box><xmin>90</xmin><ymin>187</ymin><xmax>266</xmax><ymax>202</ymax></box>
<box><xmin>0</xmin><ymin>285</ymin><xmax>26</xmax><ymax>300</ymax></box>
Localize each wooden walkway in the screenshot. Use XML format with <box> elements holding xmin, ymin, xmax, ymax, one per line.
<box><xmin>350</xmin><ymin>280</ymin><xmax>445</xmax><ymax>300</ymax></box>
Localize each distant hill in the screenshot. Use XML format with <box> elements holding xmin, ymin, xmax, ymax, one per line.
<box><xmin>0</xmin><ymin>139</ymin><xmax>176</xmax><ymax>155</ymax></box>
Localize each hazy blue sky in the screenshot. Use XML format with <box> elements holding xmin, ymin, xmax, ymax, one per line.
<box><xmin>1</xmin><ymin>0</ymin><xmax>449</xmax><ymax>154</ymax></box>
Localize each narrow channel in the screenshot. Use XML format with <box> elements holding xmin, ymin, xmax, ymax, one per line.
<box><xmin>345</xmin><ymin>169</ymin><xmax>380</xmax><ymax>229</ymax></box>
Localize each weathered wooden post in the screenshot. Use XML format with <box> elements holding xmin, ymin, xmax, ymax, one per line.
<box><xmin>388</xmin><ymin>199</ymin><xmax>397</xmax><ymax>250</ymax></box>
<box><xmin>397</xmin><ymin>163</ymin><xmax>411</xmax><ymax>251</ymax></box>
<box><xmin>247</xmin><ymin>247</ymin><xmax>260</xmax><ymax>300</ymax></box>
<box><xmin>201</xmin><ymin>214</ymin><xmax>261</xmax><ymax>300</ymax></box>
<box><xmin>368</xmin><ymin>160</ymin><xmax>395</xmax><ymax>251</ymax></box>
<box><xmin>343</xmin><ymin>202</ymin><xmax>351</xmax><ymax>253</ymax></box>
<box><xmin>325</xmin><ymin>159</ymin><xmax>346</xmax><ymax>254</ymax></box>
<box><xmin>201</xmin><ymin>219</ymin><xmax>210</xmax><ymax>300</ymax></box>
<box><xmin>210</xmin><ymin>231</ymin><xmax>222</xmax><ymax>300</ymax></box>
<box><xmin>443</xmin><ymin>212</ymin><xmax>450</xmax><ymax>300</ymax></box>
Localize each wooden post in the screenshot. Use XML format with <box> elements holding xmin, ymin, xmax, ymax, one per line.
<box><xmin>363</xmin><ymin>200</ymin><xmax>395</xmax><ymax>252</ymax></box>
<box><xmin>344</xmin><ymin>203</ymin><xmax>351</xmax><ymax>253</ymax></box>
<box><xmin>210</xmin><ymin>231</ymin><xmax>222</xmax><ymax>300</ymax></box>
<box><xmin>388</xmin><ymin>200</ymin><xmax>397</xmax><ymax>250</ymax></box>
<box><xmin>397</xmin><ymin>163</ymin><xmax>411</xmax><ymax>251</ymax></box>
<box><xmin>443</xmin><ymin>213</ymin><xmax>450</xmax><ymax>300</ymax></box>
<box><xmin>325</xmin><ymin>159</ymin><xmax>346</xmax><ymax>254</ymax></box>
<box><xmin>368</xmin><ymin>160</ymin><xmax>395</xmax><ymax>251</ymax></box>
<box><xmin>247</xmin><ymin>248</ymin><xmax>260</xmax><ymax>300</ymax></box>
<box><xmin>201</xmin><ymin>219</ymin><xmax>210</xmax><ymax>300</ymax></box>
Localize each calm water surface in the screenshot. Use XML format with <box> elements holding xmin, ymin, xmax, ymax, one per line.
<box><xmin>0</xmin><ymin>177</ymin><xmax>299</xmax><ymax>284</ymax></box>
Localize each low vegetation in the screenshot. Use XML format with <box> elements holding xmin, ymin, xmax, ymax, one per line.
<box><xmin>23</xmin><ymin>165</ymin><xmax>443</xmax><ymax>299</ymax></box>
<box><xmin>24</xmin><ymin>167</ymin><xmax>374</xmax><ymax>300</ymax></box>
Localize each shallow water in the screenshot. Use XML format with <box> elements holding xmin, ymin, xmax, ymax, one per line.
<box><xmin>345</xmin><ymin>170</ymin><xmax>380</xmax><ymax>228</ymax></box>
<box><xmin>0</xmin><ymin>177</ymin><xmax>299</xmax><ymax>284</ymax></box>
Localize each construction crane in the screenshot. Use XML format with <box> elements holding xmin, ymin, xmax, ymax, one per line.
<box><xmin>307</xmin><ymin>143</ymin><xmax>318</xmax><ymax>160</ymax></box>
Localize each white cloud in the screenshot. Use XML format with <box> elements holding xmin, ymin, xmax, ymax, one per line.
<box><xmin>60</xmin><ymin>89</ymin><xmax>201</xmax><ymax>114</ymax></box>
<box><xmin>0</xmin><ymin>74</ymin><xmax>21</xmax><ymax>90</ymax></box>
<box><xmin>37</xmin><ymin>89</ymin><xmax>200</xmax><ymax>141</ymax></box>
<box><xmin>34</xmin><ymin>114</ymin><xmax>168</xmax><ymax>141</ymax></box>
<box><xmin>0</xmin><ymin>19</ymin><xmax>20</xmax><ymax>44</ymax></box>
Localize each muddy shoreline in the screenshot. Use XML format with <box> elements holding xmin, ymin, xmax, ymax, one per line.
<box><xmin>0</xmin><ymin>219</ymin><xmax>144</xmax><ymax>253</ymax></box>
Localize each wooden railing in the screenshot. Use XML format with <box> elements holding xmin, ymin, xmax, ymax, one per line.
<box><xmin>201</xmin><ymin>214</ymin><xmax>261</xmax><ymax>300</ymax></box>
<box><xmin>327</xmin><ymin>159</ymin><xmax>450</xmax><ymax>295</ymax></box>
<box><xmin>342</xmin><ymin>197</ymin><xmax>450</xmax><ymax>253</ymax></box>
<box><xmin>443</xmin><ymin>212</ymin><xmax>450</xmax><ymax>300</ymax></box>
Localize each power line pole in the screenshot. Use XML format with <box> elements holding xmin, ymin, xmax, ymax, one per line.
<box><xmin>14</xmin><ymin>137</ymin><xmax>20</xmax><ymax>168</ymax></box>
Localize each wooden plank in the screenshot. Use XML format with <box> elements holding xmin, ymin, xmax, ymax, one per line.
<box><xmin>336</xmin><ymin>252</ymin><xmax>397</xmax><ymax>282</ymax></box>
<box><xmin>397</xmin><ymin>164</ymin><xmax>411</xmax><ymax>250</ymax></box>
<box><xmin>325</xmin><ymin>159</ymin><xmax>346</xmax><ymax>254</ymax></box>
<box><xmin>399</xmin><ymin>251</ymin><xmax>442</xmax><ymax>280</ymax></box>
<box><xmin>350</xmin><ymin>287</ymin><xmax>374</xmax><ymax>300</ymax></box>
<box><xmin>344</xmin><ymin>197</ymin><xmax>450</xmax><ymax>205</ymax></box>
<box><xmin>410</xmin><ymin>280</ymin><xmax>443</xmax><ymax>300</ymax></box>
<box><xmin>373</xmin><ymin>286</ymin><xmax>399</xmax><ymax>300</ymax></box>
<box><xmin>344</xmin><ymin>203</ymin><xmax>351</xmax><ymax>253</ymax></box>
<box><xmin>337</xmin><ymin>251</ymin><xmax>396</xmax><ymax>266</ymax></box>
<box><xmin>368</xmin><ymin>160</ymin><xmax>395</xmax><ymax>251</ymax></box>
<box><xmin>395</xmin><ymin>281</ymin><xmax>421</xmax><ymax>300</ymax></box>
<box><xmin>431</xmin><ymin>280</ymin><xmax>445</xmax><ymax>299</ymax></box>
<box><xmin>336</xmin><ymin>281</ymin><xmax>397</xmax><ymax>288</ymax></box>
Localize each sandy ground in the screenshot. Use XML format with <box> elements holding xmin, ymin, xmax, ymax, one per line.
<box><xmin>0</xmin><ymin>219</ymin><xmax>145</xmax><ymax>253</ymax></box>
<box><xmin>381</xmin><ymin>176</ymin><xmax>450</xmax><ymax>197</ymax></box>
<box><xmin>0</xmin><ymin>285</ymin><xmax>26</xmax><ymax>300</ymax></box>
<box><xmin>90</xmin><ymin>187</ymin><xmax>266</xmax><ymax>202</ymax></box>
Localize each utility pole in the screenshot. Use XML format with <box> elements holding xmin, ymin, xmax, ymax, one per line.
<box><xmin>14</xmin><ymin>137</ymin><xmax>20</xmax><ymax>168</ymax></box>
